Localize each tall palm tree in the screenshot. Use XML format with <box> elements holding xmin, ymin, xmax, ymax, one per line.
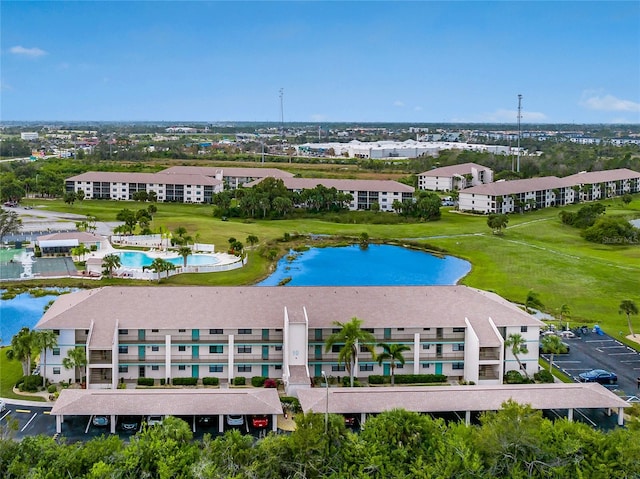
<box><xmin>504</xmin><ymin>333</ymin><xmax>530</xmax><ymax>379</ymax></box>
<box><xmin>177</xmin><ymin>246</ymin><xmax>192</xmax><ymax>268</ymax></box>
<box><xmin>376</xmin><ymin>343</ymin><xmax>410</xmax><ymax>386</ymax></box>
<box><xmin>619</xmin><ymin>299</ymin><xmax>639</xmax><ymax>337</ymax></box>
<box><xmin>324</xmin><ymin>317</ymin><xmax>376</xmax><ymax>387</ymax></box>
<box><xmin>33</xmin><ymin>329</ymin><xmax>58</xmax><ymax>387</ymax></box>
<box><xmin>62</xmin><ymin>346</ymin><xmax>87</xmax><ymax>383</ymax></box>
<box><xmin>144</xmin><ymin>257</ymin><xmax>175</xmax><ymax>282</ymax></box>
<box><xmin>101</xmin><ymin>253</ymin><xmax>121</xmax><ymax>278</ymax></box>
<box><xmin>7</xmin><ymin>327</ymin><xmax>35</xmax><ymax>376</ymax></box>
<box><xmin>540</xmin><ymin>335</ymin><xmax>567</xmax><ymax>373</ymax></box>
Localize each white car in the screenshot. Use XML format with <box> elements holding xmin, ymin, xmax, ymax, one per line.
<box><xmin>226</xmin><ymin>414</ymin><xmax>244</xmax><ymax>426</ymax></box>
<box><xmin>0</xmin><ymin>400</ymin><xmax>6</xmax><ymax>413</ymax></box>
<box><xmin>146</xmin><ymin>415</ymin><xmax>164</xmax><ymax>426</ymax></box>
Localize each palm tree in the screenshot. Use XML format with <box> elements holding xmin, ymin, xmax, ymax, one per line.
<box><xmin>101</xmin><ymin>253</ymin><xmax>121</xmax><ymax>278</ymax></box>
<box><xmin>524</xmin><ymin>290</ymin><xmax>544</xmax><ymax>314</ymax></box>
<box><xmin>540</xmin><ymin>335</ymin><xmax>567</xmax><ymax>373</ymax></box>
<box><xmin>7</xmin><ymin>327</ymin><xmax>35</xmax><ymax>376</ymax></box>
<box><xmin>325</xmin><ymin>317</ymin><xmax>376</xmax><ymax>387</ymax></box>
<box><xmin>62</xmin><ymin>346</ymin><xmax>87</xmax><ymax>384</ymax></box>
<box><xmin>33</xmin><ymin>330</ymin><xmax>58</xmax><ymax>387</ymax></box>
<box><xmin>376</xmin><ymin>343</ymin><xmax>410</xmax><ymax>386</ymax></box>
<box><xmin>504</xmin><ymin>333</ymin><xmax>530</xmax><ymax>379</ymax></box>
<box><xmin>619</xmin><ymin>299</ymin><xmax>639</xmax><ymax>337</ymax></box>
<box><xmin>144</xmin><ymin>257</ymin><xmax>175</xmax><ymax>282</ymax></box>
<box><xmin>177</xmin><ymin>246</ymin><xmax>192</xmax><ymax>268</ymax></box>
<box><xmin>246</xmin><ymin>235</ymin><xmax>259</xmax><ymax>248</ymax></box>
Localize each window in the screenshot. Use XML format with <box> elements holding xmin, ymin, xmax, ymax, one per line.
<box><xmin>520</xmin><ymin>326</ymin><xmax>528</xmax><ymax>333</ymax></box>
<box><xmin>396</xmin><ymin>363</ymin><xmax>404</xmax><ymax>369</ymax></box>
<box><xmin>118</xmin><ymin>346</ymin><xmax>128</xmax><ymax>354</ymax></box>
<box><xmin>360</xmin><ymin>364</ymin><xmax>374</xmax><ymax>371</ymax></box>
<box><xmin>362</xmin><ymin>328</ymin><xmax>374</xmax><ymax>333</ymax></box>
<box><xmin>275</xmin><ymin>345</ymin><xmax>283</xmax><ymax>351</ymax></box>
<box><xmin>332</xmin><ymin>328</ymin><xmax>340</xmax><ymax>333</ymax></box>
<box><xmin>178</xmin><ymin>329</ymin><xmax>186</xmax><ymax>333</ymax></box>
<box><xmin>238</xmin><ymin>346</ymin><xmax>252</xmax><ymax>354</ymax></box>
<box><xmin>423</xmin><ymin>328</ymin><xmax>431</xmax><ymax>331</ymax></box>
<box><xmin>331</xmin><ymin>365</ymin><xmax>346</xmax><ymax>372</ymax></box>
<box><xmin>52</xmin><ymin>347</ymin><xmax>60</xmax><ymax>356</ymax></box>
<box><xmin>238</xmin><ymin>365</ymin><xmax>252</xmax><ymax>373</ymax></box>
<box><xmin>360</xmin><ymin>345</ymin><xmax>369</xmax><ymax>353</ymax></box>
<box><xmin>331</xmin><ymin>345</ymin><xmax>341</xmax><ymax>353</ymax></box>
<box><xmin>53</xmin><ymin>367</ymin><xmax>61</xmax><ymax>374</ymax></box>
<box><xmin>178</xmin><ymin>365</ymin><xmax>186</xmax><ymax>371</ymax></box>
<box><xmin>119</xmin><ymin>329</ymin><xmax>128</xmax><ymax>335</ymax></box>
<box><xmin>209</xmin><ymin>329</ymin><xmax>223</xmax><ymax>335</ymax></box>
<box><xmin>422</xmin><ymin>344</ymin><xmax>431</xmax><ymax>350</ymax></box>
<box><xmin>397</xmin><ymin>328</ymin><xmax>404</xmax><ymax>331</ymax></box>
<box><xmin>151</xmin><ymin>346</ymin><xmax>159</xmax><ymax>352</ymax></box>
<box><xmin>178</xmin><ymin>345</ymin><xmax>186</xmax><ymax>352</ymax></box>
<box><xmin>118</xmin><ymin>366</ymin><xmax>128</xmax><ymax>373</ymax></box>
<box><xmin>151</xmin><ymin>329</ymin><xmax>159</xmax><ymax>333</ymax></box>
<box><xmin>53</xmin><ymin>329</ymin><xmax>60</xmax><ymax>335</ymax></box>
<box><xmin>209</xmin><ymin>345</ymin><xmax>223</xmax><ymax>354</ymax></box>
<box><xmin>452</xmin><ymin>327</ymin><xmax>465</xmax><ymax>333</ymax></box>
<box><xmin>238</xmin><ymin>329</ymin><xmax>252</xmax><ymax>335</ymax></box>
<box><xmin>274</xmin><ymin>365</ymin><xmax>282</xmax><ymax>370</ymax></box>
<box><xmin>453</xmin><ymin>344</ymin><xmax>465</xmax><ymax>351</ymax></box>
<box><xmin>209</xmin><ymin>365</ymin><xmax>223</xmax><ymax>373</ymax></box>
<box><xmin>452</xmin><ymin>362</ymin><xmax>464</xmax><ymax>370</ymax></box>
<box><xmin>422</xmin><ymin>363</ymin><xmax>431</xmax><ymax>369</ymax></box>
<box><xmin>151</xmin><ymin>365</ymin><xmax>159</xmax><ymax>371</ymax></box>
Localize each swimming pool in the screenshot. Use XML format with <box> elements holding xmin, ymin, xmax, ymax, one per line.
<box><xmin>115</xmin><ymin>251</ymin><xmax>220</xmax><ymax>269</ymax></box>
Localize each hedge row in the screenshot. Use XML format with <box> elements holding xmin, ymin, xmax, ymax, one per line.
<box><xmin>203</xmin><ymin>377</ymin><xmax>219</xmax><ymax>386</ymax></box>
<box><xmin>172</xmin><ymin>377</ymin><xmax>198</xmax><ymax>386</ymax></box>
<box><xmin>137</xmin><ymin>378</ymin><xmax>154</xmax><ymax>386</ymax></box>
<box><xmin>368</xmin><ymin>374</ymin><xmax>447</xmax><ymax>385</ymax></box>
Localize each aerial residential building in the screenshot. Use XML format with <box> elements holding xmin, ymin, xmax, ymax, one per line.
<box><xmin>245</xmin><ymin>177</ymin><xmax>415</xmax><ymax>211</ymax></box>
<box><xmin>158</xmin><ymin>166</ymin><xmax>295</xmax><ymax>189</ymax></box>
<box><xmin>65</xmin><ymin>172</ymin><xmax>223</xmax><ymax>203</ymax></box>
<box><xmin>562</xmin><ymin>168</ymin><xmax>640</xmax><ymax>202</ymax></box>
<box><xmin>36</xmin><ymin>286</ymin><xmax>543</xmax><ymax>393</ymax></box>
<box><xmin>418</xmin><ymin>162</ymin><xmax>494</xmax><ymax>192</ymax></box>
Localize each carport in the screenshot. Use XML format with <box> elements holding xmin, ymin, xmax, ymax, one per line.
<box><xmin>50</xmin><ymin>388</ymin><xmax>283</xmax><ymax>435</ymax></box>
<box><xmin>297</xmin><ymin>383</ymin><xmax>630</xmax><ymax>427</ymax></box>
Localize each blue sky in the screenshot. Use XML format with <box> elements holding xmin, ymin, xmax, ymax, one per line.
<box><xmin>2</xmin><ymin>1</ymin><xmax>639</xmax><ymax>123</ymax></box>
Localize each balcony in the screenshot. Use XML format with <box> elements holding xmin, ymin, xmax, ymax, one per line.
<box><xmin>420</xmin><ymin>352</ymin><xmax>465</xmax><ymax>361</ymax></box>
<box><xmin>479</xmin><ymin>348</ymin><xmax>501</xmax><ymax>361</ymax></box>
<box><xmin>90</xmin><ymin>369</ymin><xmax>112</xmax><ymax>384</ymax></box>
<box><xmin>89</xmin><ymin>350</ymin><xmax>112</xmax><ymax>364</ymax></box>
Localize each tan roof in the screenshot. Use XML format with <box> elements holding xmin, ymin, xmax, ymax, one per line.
<box><xmin>460</xmin><ymin>176</ymin><xmax>565</xmax><ymax>196</ymax></box>
<box><xmin>37</xmin><ymin>231</ymin><xmax>106</xmax><ymax>244</ymax></box>
<box><xmin>50</xmin><ymin>388</ymin><xmax>283</xmax><ymax>416</ymax></box>
<box><xmin>419</xmin><ymin>162</ymin><xmax>491</xmax><ymax>178</ymax></box>
<box><xmin>159</xmin><ymin>166</ymin><xmax>294</xmax><ymax>178</ymax></box>
<box><xmin>66</xmin><ymin>171</ymin><xmax>222</xmax><ymax>186</ymax></box>
<box><xmin>247</xmin><ymin>177</ymin><xmax>415</xmax><ymax>193</ymax></box>
<box><xmin>88</xmin><ymin>317</ymin><xmax>117</xmax><ymax>350</ymax></box>
<box><xmin>36</xmin><ymin>286</ymin><xmax>541</xmax><ymax>331</ymax></box>
<box><xmin>297</xmin><ymin>383</ymin><xmax>630</xmax><ymax>415</ymax></box>
<box><xmin>563</xmin><ymin>168</ymin><xmax>640</xmax><ymax>184</ymax></box>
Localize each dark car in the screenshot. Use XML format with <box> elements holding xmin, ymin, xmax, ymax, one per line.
<box><xmin>343</xmin><ymin>414</ymin><xmax>358</xmax><ymax>428</ymax></box>
<box><xmin>92</xmin><ymin>415</ymin><xmax>109</xmax><ymax>427</ymax></box>
<box><xmin>578</xmin><ymin>369</ymin><xmax>617</xmax><ymax>384</ymax></box>
<box><xmin>197</xmin><ymin>416</ymin><xmax>215</xmax><ymax>427</ymax></box>
<box><xmin>251</xmin><ymin>415</ymin><xmax>269</xmax><ymax>429</ymax></box>
<box><xmin>119</xmin><ymin>416</ymin><xmax>140</xmax><ymax>432</ymax></box>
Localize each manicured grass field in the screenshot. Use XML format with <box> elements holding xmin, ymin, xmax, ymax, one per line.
<box><xmin>18</xmin><ymin>196</ymin><xmax>640</xmax><ymax>335</ymax></box>
<box><xmin>0</xmin><ymin>347</ymin><xmax>45</xmax><ymax>402</ymax></box>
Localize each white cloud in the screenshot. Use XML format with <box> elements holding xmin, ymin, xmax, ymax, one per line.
<box><xmin>393</xmin><ymin>101</ymin><xmax>404</xmax><ymax>107</ymax></box>
<box><xmin>580</xmin><ymin>91</ymin><xmax>640</xmax><ymax>112</ymax></box>
<box><xmin>10</xmin><ymin>45</ymin><xmax>47</xmax><ymax>57</ymax></box>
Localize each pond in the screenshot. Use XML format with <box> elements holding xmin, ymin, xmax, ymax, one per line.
<box><xmin>256</xmin><ymin>244</ymin><xmax>471</xmax><ymax>286</ymax></box>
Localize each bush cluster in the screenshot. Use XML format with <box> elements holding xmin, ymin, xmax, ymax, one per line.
<box><xmin>202</xmin><ymin>377</ymin><xmax>219</xmax><ymax>386</ymax></box>
<box><xmin>18</xmin><ymin>375</ymin><xmax>43</xmax><ymax>392</ymax></box>
<box><xmin>534</xmin><ymin>370</ymin><xmax>555</xmax><ymax>383</ymax></box>
<box><xmin>232</xmin><ymin>376</ymin><xmax>246</xmax><ymax>386</ymax></box>
<box><xmin>251</xmin><ymin>376</ymin><xmax>266</xmax><ymax>387</ymax></box>
<box><xmin>172</xmin><ymin>377</ymin><xmax>197</xmax><ymax>386</ymax></box>
<box><xmin>368</xmin><ymin>374</ymin><xmax>447</xmax><ymax>385</ymax></box>
<box><xmin>280</xmin><ymin>396</ymin><xmax>301</xmax><ymax>413</ymax></box>
<box><xmin>137</xmin><ymin>377</ymin><xmax>154</xmax><ymax>386</ymax></box>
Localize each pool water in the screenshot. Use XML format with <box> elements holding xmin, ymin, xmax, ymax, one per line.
<box><xmin>115</xmin><ymin>251</ymin><xmax>219</xmax><ymax>268</ymax></box>
<box><xmin>256</xmin><ymin>244</ymin><xmax>471</xmax><ymax>286</ymax></box>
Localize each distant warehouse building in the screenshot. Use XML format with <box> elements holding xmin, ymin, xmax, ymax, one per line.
<box><xmin>65</xmin><ymin>171</ymin><xmax>223</xmax><ymax>203</ymax></box>
<box><xmin>245</xmin><ymin>177</ymin><xmax>415</xmax><ymax>211</ymax></box>
<box><xmin>21</xmin><ymin>132</ymin><xmax>39</xmax><ymax>140</ymax></box>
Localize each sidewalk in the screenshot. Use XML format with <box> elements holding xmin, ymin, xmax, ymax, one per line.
<box><xmin>0</xmin><ymin>396</ymin><xmax>52</xmax><ymax>408</ymax></box>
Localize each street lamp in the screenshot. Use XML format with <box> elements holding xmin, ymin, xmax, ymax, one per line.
<box><xmin>321</xmin><ymin>370</ymin><xmax>328</xmax><ymax>433</ymax></box>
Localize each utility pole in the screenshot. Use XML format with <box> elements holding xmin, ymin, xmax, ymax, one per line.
<box><xmin>279</xmin><ymin>88</ymin><xmax>285</xmax><ymax>154</ymax></box>
<box><xmin>517</xmin><ymin>94</ymin><xmax>523</xmax><ymax>173</ymax></box>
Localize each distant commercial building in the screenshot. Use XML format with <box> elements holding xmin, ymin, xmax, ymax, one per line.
<box><xmin>21</xmin><ymin>132</ymin><xmax>39</xmax><ymax>140</ymax></box>
<box><xmin>36</xmin><ymin>286</ymin><xmax>543</xmax><ymax>392</ymax></box>
<box><xmin>245</xmin><ymin>177</ymin><xmax>415</xmax><ymax>211</ymax></box>
<box><xmin>418</xmin><ymin>162</ymin><xmax>494</xmax><ymax>192</ymax></box>
<box><xmin>65</xmin><ymin>172</ymin><xmax>223</xmax><ymax>203</ymax></box>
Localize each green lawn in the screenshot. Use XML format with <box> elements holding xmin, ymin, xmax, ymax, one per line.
<box><xmin>0</xmin><ymin>347</ymin><xmax>45</xmax><ymax>401</ymax></box>
<box><xmin>18</xmin><ymin>196</ymin><xmax>640</xmax><ymax>335</ymax></box>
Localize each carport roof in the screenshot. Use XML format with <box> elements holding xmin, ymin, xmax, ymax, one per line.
<box><xmin>297</xmin><ymin>383</ymin><xmax>630</xmax><ymax>415</ymax></box>
<box><xmin>51</xmin><ymin>388</ymin><xmax>283</xmax><ymax>416</ymax></box>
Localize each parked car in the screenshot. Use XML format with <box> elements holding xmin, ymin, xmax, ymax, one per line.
<box><xmin>578</xmin><ymin>369</ymin><xmax>617</xmax><ymax>384</ymax></box>
<box><xmin>92</xmin><ymin>415</ymin><xmax>109</xmax><ymax>427</ymax></box>
<box><xmin>197</xmin><ymin>416</ymin><xmax>215</xmax><ymax>426</ymax></box>
<box><xmin>251</xmin><ymin>415</ymin><xmax>269</xmax><ymax>429</ymax></box>
<box><xmin>146</xmin><ymin>415</ymin><xmax>164</xmax><ymax>426</ymax></box>
<box><xmin>343</xmin><ymin>414</ymin><xmax>358</xmax><ymax>428</ymax></box>
<box><xmin>226</xmin><ymin>414</ymin><xmax>244</xmax><ymax>426</ymax></box>
<box><xmin>119</xmin><ymin>416</ymin><xmax>140</xmax><ymax>432</ymax></box>
<box><xmin>0</xmin><ymin>399</ymin><xmax>6</xmax><ymax>413</ymax></box>
<box><xmin>539</xmin><ymin>341</ymin><xmax>570</xmax><ymax>354</ymax></box>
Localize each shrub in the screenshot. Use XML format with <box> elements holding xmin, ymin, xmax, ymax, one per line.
<box><xmin>264</xmin><ymin>378</ymin><xmax>277</xmax><ymax>388</ymax></box>
<box><xmin>172</xmin><ymin>377</ymin><xmax>198</xmax><ymax>386</ymax></box>
<box><xmin>368</xmin><ymin>374</ymin><xmax>447</xmax><ymax>385</ymax></box>
<box><xmin>281</xmin><ymin>396</ymin><xmax>301</xmax><ymax>413</ymax></box>
<box><xmin>137</xmin><ymin>377</ymin><xmax>155</xmax><ymax>386</ymax></box>
<box><xmin>534</xmin><ymin>370</ymin><xmax>554</xmax><ymax>383</ymax></box>
<box><xmin>117</xmin><ymin>382</ymin><xmax>127</xmax><ymax>389</ymax></box>
<box><xmin>505</xmin><ymin>370</ymin><xmax>525</xmax><ymax>384</ymax></box>
<box><xmin>251</xmin><ymin>376</ymin><xmax>266</xmax><ymax>387</ymax></box>
<box><xmin>233</xmin><ymin>376</ymin><xmax>246</xmax><ymax>386</ymax></box>
<box><xmin>21</xmin><ymin>375</ymin><xmax>43</xmax><ymax>392</ymax></box>
<box><xmin>47</xmin><ymin>384</ymin><xmax>57</xmax><ymax>394</ymax></box>
<box><xmin>160</xmin><ymin>378</ymin><xmax>165</xmax><ymax>386</ymax></box>
<box><xmin>15</xmin><ymin>376</ymin><xmax>26</xmax><ymax>389</ymax></box>
<box><xmin>203</xmin><ymin>377</ymin><xmax>219</xmax><ymax>386</ymax></box>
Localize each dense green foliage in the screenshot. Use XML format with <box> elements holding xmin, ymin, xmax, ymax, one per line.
<box><xmin>1</xmin><ymin>404</ymin><xmax>639</xmax><ymax>478</ymax></box>
<box><xmin>368</xmin><ymin>374</ymin><xmax>447</xmax><ymax>385</ymax></box>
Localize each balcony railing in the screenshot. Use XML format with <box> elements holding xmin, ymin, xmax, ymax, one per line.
<box><xmin>420</xmin><ymin>352</ymin><xmax>465</xmax><ymax>361</ymax></box>
<box><xmin>89</xmin><ymin>351</ymin><xmax>112</xmax><ymax>364</ymax></box>
<box><xmin>479</xmin><ymin>349</ymin><xmax>501</xmax><ymax>360</ymax></box>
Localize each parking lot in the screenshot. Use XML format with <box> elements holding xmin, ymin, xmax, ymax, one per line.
<box><xmin>542</xmin><ymin>330</ymin><xmax>640</xmax><ymax>399</ymax></box>
<box><xmin>0</xmin><ymin>404</ymin><xmax>56</xmax><ymax>439</ymax></box>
